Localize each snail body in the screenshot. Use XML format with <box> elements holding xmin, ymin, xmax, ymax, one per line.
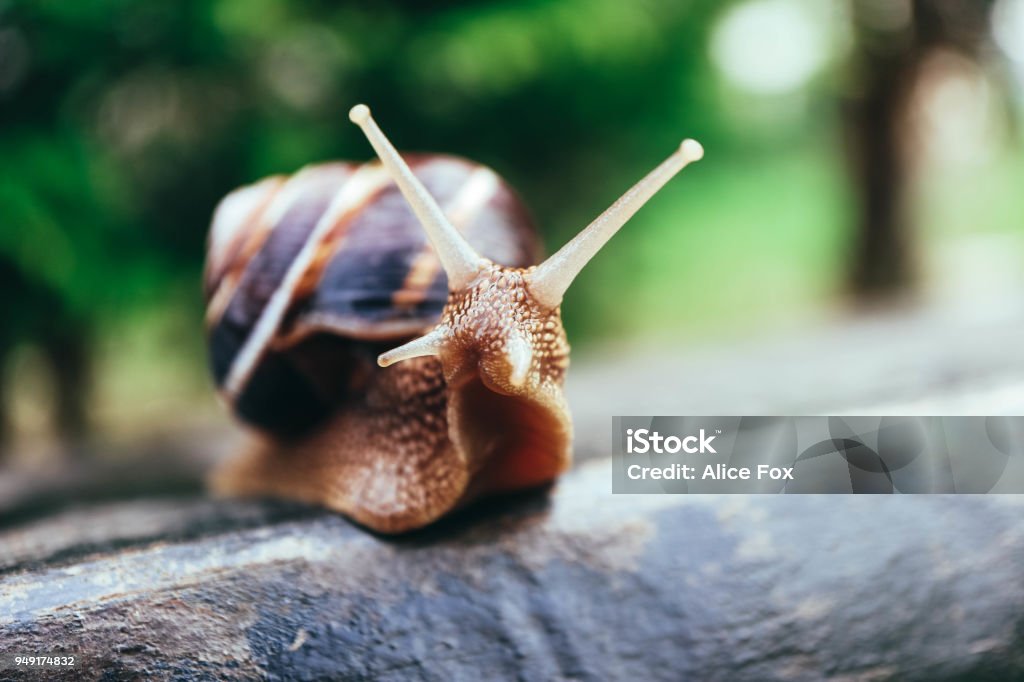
<box><xmin>204</xmin><ymin>104</ymin><xmax>703</xmax><ymax>533</ymax></box>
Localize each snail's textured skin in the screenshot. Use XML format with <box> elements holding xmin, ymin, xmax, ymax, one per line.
<box><xmin>439</xmin><ymin>263</ymin><xmax>572</xmax><ymax>498</ymax></box>
<box><xmin>212</xmin><ymin>263</ymin><xmax>574</xmax><ymax>534</ymax></box>
<box><xmin>211</xmin><ymin>356</ymin><xmax>465</xmax><ymax>533</ymax></box>
<box><xmin>444</xmin><ymin>264</ymin><xmax>570</xmax><ymax>395</ymax></box>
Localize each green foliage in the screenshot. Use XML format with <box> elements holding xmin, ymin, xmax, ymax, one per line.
<box><xmin>0</xmin><ymin>0</ymin><xmax>732</xmax><ymax>340</ymax></box>
<box><xmin>1</xmin><ymin>0</ymin><xmax>1018</xmax><ymax>362</ymax></box>
<box><xmin>4</xmin><ymin>0</ymin><xmax>1024</xmax><ymax>440</ymax></box>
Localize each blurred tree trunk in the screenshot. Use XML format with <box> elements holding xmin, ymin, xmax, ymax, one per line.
<box><xmin>0</xmin><ymin>260</ymin><xmax>93</xmax><ymax>460</ymax></box>
<box><xmin>0</xmin><ymin>263</ymin><xmax>20</xmax><ymax>460</ymax></box>
<box><xmin>41</xmin><ymin>325</ymin><xmax>92</xmax><ymax>448</ymax></box>
<box><xmin>0</xmin><ymin>343</ymin><xmax>9</xmax><ymax>455</ymax></box>
<box><xmin>843</xmin><ymin>22</ymin><xmax>914</xmax><ymax>296</ymax></box>
<box><xmin>844</xmin><ymin>0</ymin><xmax>994</xmax><ymax>298</ymax></box>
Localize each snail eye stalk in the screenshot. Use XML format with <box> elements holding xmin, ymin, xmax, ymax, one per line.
<box><xmin>377</xmin><ymin>327</ymin><xmax>447</xmax><ymax>368</ymax></box>
<box><xmin>349</xmin><ymin>104</ymin><xmax>486</xmax><ymax>291</ymax></box>
<box><xmin>526</xmin><ymin>139</ymin><xmax>704</xmax><ymax>309</ymax></box>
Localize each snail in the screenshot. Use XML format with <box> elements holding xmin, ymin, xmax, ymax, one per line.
<box><xmin>203</xmin><ymin>104</ymin><xmax>703</xmax><ymax>533</ymax></box>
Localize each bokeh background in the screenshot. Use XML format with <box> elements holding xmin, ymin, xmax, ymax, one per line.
<box><xmin>2</xmin><ymin>0</ymin><xmax>1023</xmax><ymax>463</ymax></box>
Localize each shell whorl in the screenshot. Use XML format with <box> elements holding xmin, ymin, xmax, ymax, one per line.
<box><xmin>203</xmin><ymin>155</ymin><xmax>541</xmax><ymax>436</ymax></box>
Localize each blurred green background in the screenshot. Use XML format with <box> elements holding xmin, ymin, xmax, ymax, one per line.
<box><xmin>1</xmin><ymin>0</ymin><xmax>1023</xmax><ymax>456</ymax></box>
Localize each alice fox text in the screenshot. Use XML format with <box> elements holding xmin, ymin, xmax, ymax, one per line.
<box><xmin>626</xmin><ymin>463</ymin><xmax>795</xmax><ymax>481</ymax></box>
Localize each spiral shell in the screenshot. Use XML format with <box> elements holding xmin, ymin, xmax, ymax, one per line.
<box><xmin>203</xmin><ymin>155</ymin><xmax>541</xmax><ymax>436</ymax></box>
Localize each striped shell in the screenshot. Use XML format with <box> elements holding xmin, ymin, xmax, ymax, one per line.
<box><xmin>203</xmin><ymin>155</ymin><xmax>541</xmax><ymax>436</ymax></box>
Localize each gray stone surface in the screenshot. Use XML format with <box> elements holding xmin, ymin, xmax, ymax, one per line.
<box><xmin>2</xmin><ymin>461</ymin><xmax>1024</xmax><ymax>681</ymax></box>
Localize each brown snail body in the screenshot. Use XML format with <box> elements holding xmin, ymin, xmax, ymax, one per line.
<box><xmin>204</xmin><ymin>105</ymin><xmax>703</xmax><ymax>533</ymax></box>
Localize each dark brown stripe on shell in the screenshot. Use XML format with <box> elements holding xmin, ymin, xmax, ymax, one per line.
<box><xmin>204</xmin><ymin>176</ymin><xmax>287</xmax><ymax>326</ymax></box>
<box><xmin>220</xmin><ymin>163</ymin><xmax>392</xmax><ymax>399</ymax></box>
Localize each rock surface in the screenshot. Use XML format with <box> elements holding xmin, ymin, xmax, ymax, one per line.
<box><xmin>2</xmin><ymin>460</ymin><xmax>1024</xmax><ymax>680</ymax></box>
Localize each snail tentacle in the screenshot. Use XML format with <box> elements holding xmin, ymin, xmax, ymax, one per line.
<box><xmin>350</xmin><ymin>104</ymin><xmax>487</xmax><ymax>290</ymax></box>
<box><xmin>527</xmin><ymin>138</ymin><xmax>704</xmax><ymax>309</ymax></box>
<box><xmin>378</xmin><ymin>326</ymin><xmax>448</xmax><ymax>368</ymax></box>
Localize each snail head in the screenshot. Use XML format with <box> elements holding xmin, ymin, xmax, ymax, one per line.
<box><xmin>348</xmin><ymin>103</ymin><xmax>703</xmax><ymax>398</ymax></box>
